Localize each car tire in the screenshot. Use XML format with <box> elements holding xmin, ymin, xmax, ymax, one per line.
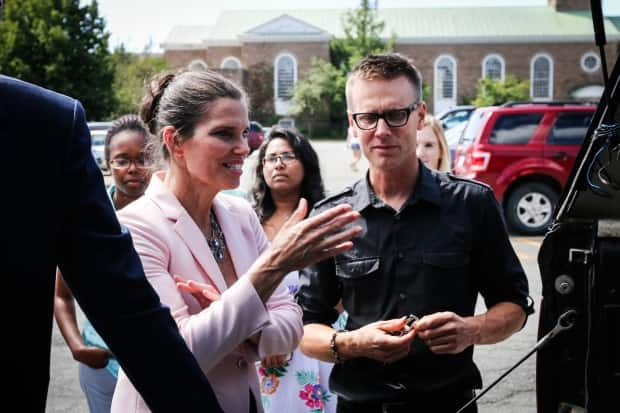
<box><xmin>505</xmin><ymin>182</ymin><xmax>558</xmax><ymax>235</ymax></box>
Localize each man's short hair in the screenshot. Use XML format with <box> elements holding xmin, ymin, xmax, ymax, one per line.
<box><xmin>346</xmin><ymin>53</ymin><xmax>423</xmax><ymax>110</ymax></box>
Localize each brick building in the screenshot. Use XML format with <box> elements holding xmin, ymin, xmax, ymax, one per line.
<box><xmin>162</xmin><ymin>0</ymin><xmax>619</xmax><ymax>121</ymax></box>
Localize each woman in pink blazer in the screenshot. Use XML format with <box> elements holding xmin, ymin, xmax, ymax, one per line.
<box><xmin>110</xmin><ymin>69</ymin><xmax>362</xmax><ymax>413</ymax></box>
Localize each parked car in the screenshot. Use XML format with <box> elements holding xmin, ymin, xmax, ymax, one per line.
<box><xmin>87</xmin><ymin>121</ymin><xmax>113</xmax><ymax>131</ymax></box>
<box><xmin>248</xmin><ymin>121</ymin><xmax>265</xmax><ymax>153</ymax></box>
<box><xmin>87</xmin><ymin>122</ymin><xmax>112</xmax><ymax>172</ymax></box>
<box><xmin>436</xmin><ymin>105</ymin><xmax>475</xmax><ymax>130</ymax></box>
<box><xmin>90</xmin><ymin>129</ymin><xmax>107</xmax><ymax>171</ymax></box>
<box><xmin>452</xmin><ymin>102</ymin><xmax>595</xmax><ymax>234</ymax></box>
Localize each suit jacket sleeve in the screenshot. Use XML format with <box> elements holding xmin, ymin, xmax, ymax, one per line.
<box><xmin>56</xmin><ymin>100</ymin><xmax>222</xmax><ymax>412</ymax></box>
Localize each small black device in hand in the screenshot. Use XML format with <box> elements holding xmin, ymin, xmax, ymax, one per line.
<box><xmin>388</xmin><ymin>314</ymin><xmax>419</xmax><ymax>336</ymax></box>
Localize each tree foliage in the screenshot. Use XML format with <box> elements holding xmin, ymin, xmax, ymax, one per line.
<box><xmin>290</xmin><ymin>58</ymin><xmax>346</xmax><ymax>135</ymax></box>
<box><xmin>110</xmin><ymin>45</ymin><xmax>167</xmax><ymax>119</ymax></box>
<box><xmin>0</xmin><ymin>0</ymin><xmax>115</xmax><ymax>119</ymax></box>
<box><xmin>243</xmin><ymin>62</ymin><xmax>277</xmax><ymax>126</ymax></box>
<box><xmin>330</xmin><ymin>0</ymin><xmax>395</xmax><ymax>72</ymax></box>
<box><xmin>291</xmin><ymin>0</ymin><xmax>394</xmax><ymax>134</ymax></box>
<box><xmin>472</xmin><ymin>75</ymin><xmax>530</xmax><ymax>107</ymax></box>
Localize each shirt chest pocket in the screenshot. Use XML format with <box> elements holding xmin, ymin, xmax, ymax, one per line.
<box><xmin>335</xmin><ymin>257</ymin><xmax>381</xmax><ymax>281</ymax></box>
<box><xmin>420</xmin><ymin>251</ymin><xmax>471</xmax><ymax>284</ymax></box>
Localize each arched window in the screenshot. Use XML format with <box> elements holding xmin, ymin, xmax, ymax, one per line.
<box><xmin>433</xmin><ymin>55</ymin><xmax>457</xmax><ymax>114</ymax></box>
<box><xmin>435</xmin><ymin>55</ymin><xmax>456</xmax><ymax>100</ymax></box>
<box><xmin>482</xmin><ymin>54</ymin><xmax>505</xmax><ymax>81</ymax></box>
<box><xmin>530</xmin><ymin>54</ymin><xmax>553</xmax><ymax>101</ymax></box>
<box><xmin>187</xmin><ymin>59</ymin><xmax>208</xmax><ymax>71</ymax></box>
<box><xmin>220</xmin><ymin>57</ymin><xmax>241</xmax><ymax>70</ymax></box>
<box><xmin>274</xmin><ymin>54</ymin><xmax>297</xmax><ymax>99</ymax></box>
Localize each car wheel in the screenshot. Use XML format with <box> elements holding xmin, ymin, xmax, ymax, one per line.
<box><xmin>505</xmin><ymin>182</ymin><xmax>558</xmax><ymax>235</ymax></box>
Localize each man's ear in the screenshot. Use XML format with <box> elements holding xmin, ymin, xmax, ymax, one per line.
<box><xmin>347</xmin><ymin>113</ymin><xmax>356</xmax><ymax>133</ymax></box>
<box><xmin>416</xmin><ymin>102</ymin><xmax>427</xmax><ymax>130</ymax></box>
<box><xmin>162</xmin><ymin>126</ymin><xmax>183</xmax><ymax>158</ymax></box>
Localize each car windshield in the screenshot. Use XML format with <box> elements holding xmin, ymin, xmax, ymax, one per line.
<box><xmin>440</xmin><ymin>109</ymin><xmax>474</xmax><ymax>130</ymax></box>
<box><xmin>91</xmin><ymin>131</ymin><xmax>106</xmax><ymax>146</ymax></box>
<box><xmin>459</xmin><ymin>108</ymin><xmax>488</xmax><ymax>146</ymax></box>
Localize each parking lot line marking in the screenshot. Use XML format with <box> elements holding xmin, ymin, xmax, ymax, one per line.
<box><xmin>521</xmin><ymin>239</ymin><xmax>542</xmax><ymax>248</ymax></box>
<box><xmin>516</xmin><ymin>252</ymin><xmax>532</xmax><ymax>261</ymax></box>
<box><xmin>512</xmin><ymin>237</ymin><xmax>542</xmax><ymax>248</ymax></box>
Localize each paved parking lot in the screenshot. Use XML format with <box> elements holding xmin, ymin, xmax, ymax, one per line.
<box><xmin>47</xmin><ymin>141</ymin><xmax>544</xmax><ymax>412</ymax></box>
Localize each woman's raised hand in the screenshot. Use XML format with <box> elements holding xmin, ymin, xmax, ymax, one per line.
<box><xmin>264</xmin><ymin>198</ymin><xmax>362</xmax><ymax>274</ymax></box>
<box><xmin>246</xmin><ymin>198</ymin><xmax>361</xmax><ymax>302</ymax></box>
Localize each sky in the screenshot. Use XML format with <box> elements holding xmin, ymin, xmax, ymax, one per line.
<box><xmin>93</xmin><ymin>0</ymin><xmax>620</xmax><ymax>53</ymax></box>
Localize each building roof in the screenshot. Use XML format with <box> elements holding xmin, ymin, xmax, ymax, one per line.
<box><xmin>162</xmin><ymin>7</ymin><xmax>620</xmax><ymax>49</ymax></box>
<box><xmin>162</xmin><ymin>25</ymin><xmax>213</xmax><ymax>49</ymax></box>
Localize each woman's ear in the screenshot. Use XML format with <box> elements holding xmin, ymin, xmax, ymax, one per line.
<box><xmin>162</xmin><ymin>126</ymin><xmax>183</xmax><ymax>159</ymax></box>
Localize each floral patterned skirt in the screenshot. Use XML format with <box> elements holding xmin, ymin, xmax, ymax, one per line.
<box><xmin>257</xmin><ymin>310</ymin><xmax>348</xmax><ymax>413</ymax></box>
<box><xmin>258</xmin><ymin>350</ymin><xmax>336</xmax><ymax>413</ymax></box>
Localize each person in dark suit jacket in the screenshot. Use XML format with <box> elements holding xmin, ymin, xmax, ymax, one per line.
<box><xmin>0</xmin><ymin>75</ymin><xmax>224</xmax><ymax>412</ymax></box>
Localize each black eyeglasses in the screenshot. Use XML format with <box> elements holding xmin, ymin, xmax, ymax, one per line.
<box><xmin>263</xmin><ymin>151</ymin><xmax>297</xmax><ymax>165</ymax></box>
<box><xmin>109</xmin><ymin>157</ymin><xmax>153</xmax><ymax>171</ymax></box>
<box><xmin>352</xmin><ymin>102</ymin><xmax>420</xmax><ymax>130</ymax></box>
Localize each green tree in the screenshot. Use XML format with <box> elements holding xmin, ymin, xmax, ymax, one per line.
<box><xmin>291</xmin><ymin>0</ymin><xmax>394</xmax><ymax>134</ymax></box>
<box><xmin>290</xmin><ymin>58</ymin><xmax>346</xmax><ymax>136</ymax></box>
<box><xmin>243</xmin><ymin>62</ymin><xmax>277</xmax><ymax>126</ymax></box>
<box><xmin>0</xmin><ymin>0</ymin><xmax>116</xmax><ymax>119</ymax></box>
<box><xmin>330</xmin><ymin>0</ymin><xmax>395</xmax><ymax>72</ymax></box>
<box><xmin>110</xmin><ymin>44</ymin><xmax>167</xmax><ymax>119</ymax></box>
<box><xmin>472</xmin><ymin>75</ymin><xmax>530</xmax><ymax>107</ymax></box>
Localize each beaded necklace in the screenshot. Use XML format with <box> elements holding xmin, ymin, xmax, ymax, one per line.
<box><xmin>206</xmin><ymin>210</ymin><xmax>226</xmax><ymax>263</ymax></box>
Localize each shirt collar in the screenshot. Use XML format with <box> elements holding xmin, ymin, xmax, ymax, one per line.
<box><xmin>355</xmin><ymin>161</ymin><xmax>442</xmax><ymax>212</ymax></box>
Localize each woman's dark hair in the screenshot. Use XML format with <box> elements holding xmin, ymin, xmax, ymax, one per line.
<box><xmin>104</xmin><ymin>114</ymin><xmax>151</xmax><ymax>163</ymax></box>
<box><xmin>139</xmin><ymin>68</ymin><xmax>248</xmax><ymax>163</ymax></box>
<box><xmin>253</xmin><ymin>126</ymin><xmax>325</xmax><ymax>223</ymax></box>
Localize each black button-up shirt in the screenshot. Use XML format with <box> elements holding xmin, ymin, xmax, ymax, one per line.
<box><xmin>297</xmin><ymin>163</ymin><xmax>532</xmax><ymax>393</ymax></box>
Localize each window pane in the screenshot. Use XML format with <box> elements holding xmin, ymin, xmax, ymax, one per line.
<box><xmin>188</xmin><ymin>60</ymin><xmax>208</xmax><ymax>71</ymax></box>
<box><xmin>222</xmin><ymin>58</ymin><xmax>240</xmax><ymax>69</ymax></box>
<box><xmin>489</xmin><ymin>113</ymin><xmax>543</xmax><ymax>144</ymax></box>
<box><xmin>437</xmin><ymin>58</ymin><xmax>455</xmax><ymax>99</ymax></box>
<box><xmin>277</xmin><ymin>56</ymin><xmax>295</xmax><ymax>98</ymax></box>
<box><xmin>548</xmin><ymin>112</ymin><xmax>592</xmax><ymax>145</ymax></box>
<box><xmin>484</xmin><ymin>57</ymin><xmax>502</xmax><ymax>80</ymax></box>
<box><xmin>533</xmin><ymin>57</ymin><xmax>550</xmax><ymax>98</ymax></box>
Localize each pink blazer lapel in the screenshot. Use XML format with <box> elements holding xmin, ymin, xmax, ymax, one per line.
<box><xmin>172</xmin><ymin>213</ymin><xmax>228</xmax><ymax>294</ymax></box>
<box><xmin>212</xmin><ymin>195</ymin><xmax>254</xmax><ymax>282</ymax></box>
<box><xmin>147</xmin><ymin>172</ymin><xmax>228</xmax><ymax>294</ymax></box>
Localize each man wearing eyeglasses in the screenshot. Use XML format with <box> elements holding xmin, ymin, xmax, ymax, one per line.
<box><xmin>297</xmin><ymin>53</ymin><xmax>533</xmax><ymax>413</ymax></box>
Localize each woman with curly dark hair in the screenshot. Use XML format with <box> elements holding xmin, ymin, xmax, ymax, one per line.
<box><xmin>253</xmin><ymin>126</ymin><xmax>325</xmax><ymax>239</ymax></box>
<box><xmin>252</xmin><ymin>127</ymin><xmax>343</xmax><ymax>412</ymax></box>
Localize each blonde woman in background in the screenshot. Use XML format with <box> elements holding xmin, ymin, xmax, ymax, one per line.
<box><xmin>416</xmin><ymin>114</ymin><xmax>451</xmax><ymax>172</ymax></box>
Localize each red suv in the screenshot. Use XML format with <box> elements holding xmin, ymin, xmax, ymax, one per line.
<box><xmin>453</xmin><ymin>102</ymin><xmax>595</xmax><ymax>235</ymax></box>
